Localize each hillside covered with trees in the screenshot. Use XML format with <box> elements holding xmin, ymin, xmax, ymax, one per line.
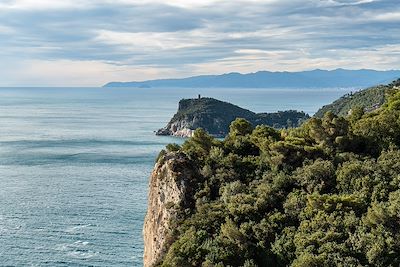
<box><xmin>154</xmin><ymin>80</ymin><xmax>400</xmax><ymax>266</ymax></box>
<box><xmin>315</xmin><ymin>79</ymin><xmax>400</xmax><ymax>117</ymax></box>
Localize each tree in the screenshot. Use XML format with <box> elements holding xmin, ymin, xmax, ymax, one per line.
<box><xmin>229</xmin><ymin>118</ymin><xmax>254</xmax><ymax>137</ymax></box>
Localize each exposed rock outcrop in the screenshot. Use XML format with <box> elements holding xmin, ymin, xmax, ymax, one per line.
<box><xmin>143</xmin><ymin>152</ymin><xmax>199</xmax><ymax>267</ymax></box>
<box><xmin>156</xmin><ymin>97</ymin><xmax>309</xmax><ymax>137</ymax></box>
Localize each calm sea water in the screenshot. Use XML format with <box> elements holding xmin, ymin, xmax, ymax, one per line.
<box><xmin>0</xmin><ymin>87</ymin><xmax>353</xmax><ymax>266</ymax></box>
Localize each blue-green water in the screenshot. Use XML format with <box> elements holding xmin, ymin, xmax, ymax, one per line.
<box><xmin>0</xmin><ymin>87</ymin><xmax>353</xmax><ymax>266</ymax></box>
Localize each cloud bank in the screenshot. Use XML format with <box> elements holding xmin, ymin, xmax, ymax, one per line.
<box><xmin>0</xmin><ymin>0</ymin><xmax>398</xmax><ymax>86</ymax></box>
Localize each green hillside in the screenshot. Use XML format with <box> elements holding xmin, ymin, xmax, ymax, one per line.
<box><xmin>315</xmin><ymin>79</ymin><xmax>400</xmax><ymax>117</ymax></box>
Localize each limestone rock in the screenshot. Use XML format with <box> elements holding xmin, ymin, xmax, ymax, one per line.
<box><xmin>143</xmin><ymin>152</ymin><xmax>198</xmax><ymax>267</ymax></box>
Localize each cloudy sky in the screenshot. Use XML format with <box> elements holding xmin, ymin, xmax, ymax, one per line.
<box><xmin>0</xmin><ymin>0</ymin><xmax>399</xmax><ymax>86</ymax></box>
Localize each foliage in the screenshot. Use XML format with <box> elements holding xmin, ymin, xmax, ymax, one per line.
<box><xmin>315</xmin><ymin>79</ymin><xmax>400</xmax><ymax>118</ymax></box>
<box><xmin>159</xmin><ymin>80</ymin><xmax>400</xmax><ymax>267</ymax></box>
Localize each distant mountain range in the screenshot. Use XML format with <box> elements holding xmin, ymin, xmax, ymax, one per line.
<box><xmin>104</xmin><ymin>69</ymin><xmax>400</xmax><ymax>88</ymax></box>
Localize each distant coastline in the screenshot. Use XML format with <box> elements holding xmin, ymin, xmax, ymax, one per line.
<box><xmin>103</xmin><ymin>69</ymin><xmax>400</xmax><ymax>89</ymax></box>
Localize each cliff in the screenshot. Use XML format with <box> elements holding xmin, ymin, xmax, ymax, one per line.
<box><xmin>143</xmin><ymin>152</ymin><xmax>199</xmax><ymax>267</ymax></box>
<box><xmin>156</xmin><ymin>97</ymin><xmax>309</xmax><ymax>137</ymax></box>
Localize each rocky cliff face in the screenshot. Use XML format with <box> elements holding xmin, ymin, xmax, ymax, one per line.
<box><xmin>156</xmin><ymin>120</ymin><xmax>195</xmax><ymax>137</ymax></box>
<box><xmin>143</xmin><ymin>152</ymin><xmax>199</xmax><ymax>267</ymax></box>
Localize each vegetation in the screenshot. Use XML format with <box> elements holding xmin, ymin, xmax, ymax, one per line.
<box><xmin>314</xmin><ymin>79</ymin><xmax>400</xmax><ymax>117</ymax></box>
<box><xmin>157</xmin><ymin>80</ymin><xmax>400</xmax><ymax>266</ymax></box>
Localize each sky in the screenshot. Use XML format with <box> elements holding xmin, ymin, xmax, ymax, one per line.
<box><xmin>0</xmin><ymin>0</ymin><xmax>399</xmax><ymax>86</ymax></box>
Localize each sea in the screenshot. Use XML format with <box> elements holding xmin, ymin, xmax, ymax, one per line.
<box><xmin>0</xmin><ymin>87</ymin><xmax>354</xmax><ymax>266</ymax></box>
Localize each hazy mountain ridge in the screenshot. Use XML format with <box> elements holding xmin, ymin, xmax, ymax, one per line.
<box><xmin>104</xmin><ymin>69</ymin><xmax>400</xmax><ymax>88</ymax></box>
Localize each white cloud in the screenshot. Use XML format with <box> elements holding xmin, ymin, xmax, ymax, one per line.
<box><xmin>114</xmin><ymin>0</ymin><xmax>222</xmax><ymax>8</ymax></box>
<box><xmin>0</xmin><ymin>25</ymin><xmax>14</xmax><ymax>34</ymax></box>
<box><xmin>93</xmin><ymin>30</ymin><xmax>208</xmax><ymax>51</ymax></box>
<box><xmin>0</xmin><ymin>0</ymin><xmax>80</xmax><ymax>10</ymax></box>
<box><xmin>373</xmin><ymin>11</ymin><xmax>400</xmax><ymax>21</ymax></box>
<box><xmin>319</xmin><ymin>0</ymin><xmax>379</xmax><ymax>7</ymax></box>
<box><xmin>0</xmin><ymin>0</ymin><xmax>258</xmax><ymax>10</ymax></box>
<box><xmin>235</xmin><ymin>49</ymin><xmax>293</xmax><ymax>57</ymax></box>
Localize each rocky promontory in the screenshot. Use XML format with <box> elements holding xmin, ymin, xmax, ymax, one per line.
<box><xmin>156</xmin><ymin>97</ymin><xmax>309</xmax><ymax>137</ymax></box>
